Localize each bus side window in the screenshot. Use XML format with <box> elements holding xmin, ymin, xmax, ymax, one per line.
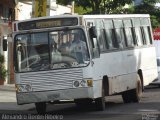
<box><xmin>135</xmin><ymin>27</ymin><xmax>143</xmax><ymax>46</ymax></box>
<box><xmin>132</xmin><ymin>18</ymin><xmax>143</xmax><ymax>46</ymax></box>
<box><xmin>114</xmin><ymin>28</ymin><xmax>125</xmax><ymax>49</ymax></box>
<box><xmin>104</xmin><ymin>19</ymin><xmax>118</xmax><ymax>49</ymax></box>
<box><xmin>113</xmin><ymin>19</ymin><xmax>125</xmax><ymax>49</ymax></box>
<box><xmin>131</xmin><ymin>27</ymin><xmax>137</xmax><ymax>46</ymax></box>
<box><xmin>147</xmin><ymin>26</ymin><xmax>153</xmax><ymax>44</ymax></box>
<box><xmin>95</xmin><ymin>19</ymin><xmax>106</xmax><ymax>52</ymax></box>
<box><xmin>104</xmin><ymin>29</ymin><xmax>115</xmax><ymax>49</ymax></box>
<box><xmin>123</xmin><ymin>19</ymin><xmax>134</xmax><ymax>47</ymax></box>
<box><xmin>124</xmin><ymin>27</ymin><xmax>134</xmax><ymax>47</ymax></box>
<box><xmin>140</xmin><ymin>18</ymin><xmax>152</xmax><ymax>45</ymax></box>
<box><xmin>141</xmin><ymin>26</ymin><xmax>152</xmax><ymax>45</ymax></box>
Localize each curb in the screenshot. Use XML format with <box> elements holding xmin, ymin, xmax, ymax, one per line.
<box><xmin>0</xmin><ymin>84</ymin><xmax>15</xmax><ymax>92</ymax></box>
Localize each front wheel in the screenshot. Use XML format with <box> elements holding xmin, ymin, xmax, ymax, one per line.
<box><xmin>74</xmin><ymin>98</ymin><xmax>93</xmax><ymax>107</ymax></box>
<box><xmin>35</xmin><ymin>102</ymin><xmax>46</xmax><ymax>114</ymax></box>
<box><xmin>95</xmin><ymin>84</ymin><xmax>105</xmax><ymax>111</ymax></box>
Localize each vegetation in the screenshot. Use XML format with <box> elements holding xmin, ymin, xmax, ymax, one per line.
<box><xmin>57</xmin><ymin>0</ymin><xmax>133</xmax><ymax>14</ymax></box>
<box><xmin>74</xmin><ymin>5</ymin><xmax>92</xmax><ymax>15</ymax></box>
<box><xmin>0</xmin><ymin>54</ymin><xmax>7</xmax><ymax>80</ymax></box>
<box><xmin>57</xmin><ymin>0</ymin><xmax>160</xmax><ymax>28</ymax></box>
<box><xmin>128</xmin><ymin>0</ymin><xmax>160</xmax><ymax>28</ymax></box>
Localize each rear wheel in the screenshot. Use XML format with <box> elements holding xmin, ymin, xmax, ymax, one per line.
<box><xmin>95</xmin><ymin>84</ymin><xmax>105</xmax><ymax>111</ymax></box>
<box><xmin>122</xmin><ymin>90</ymin><xmax>132</xmax><ymax>103</ymax></box>
<box><xmin>122</xmin><ymin>75</ymin><xmax>142</xmax><ymax>103</ymax></box>
<box><xmin>35</xmin><ymin>102</ymin><xmax>46</xmax><ymax>114</ymax></box>
<box><xmin>131</xmin><ymin>75</ymin><xmax>142</xmax><ymax>102</ymax></box>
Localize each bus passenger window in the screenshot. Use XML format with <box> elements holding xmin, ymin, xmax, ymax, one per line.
<box><xmin>104</xmin><ymin>29</ymin><xmax>114</xmax><ymax>49</ymax></box>
<box><xmin>142</xmin><ymin>26</ymin><xmax>152</xmax><ymax>45</ymax></box>
<box><xmin>123</xmin><ymin>19</ymin><xmax>134</xmax><ymax>47</ymax></box>
<box><xmin>132</xmin><ymin>18</ymin><xmax>144</xmax><ymax>46</ymax></box>
<box><xmin>134</xmin><ymin>27</ymin><xmax>143</xmax><ymax>46</ymax></box>
<box><xmin>113</xmin><ymin>19</ymin><xmax>126</xmax><ymax>49</ymax></box>
<box><xmin>124</xmin><ymin>28</ymin><xmax>134</xmax><ymax>47</ymax></box>
<box><xmin>104</xmin><ymin>20</ymin><xmax>118</xmax><ymax>49</ymax></box>
<box><xmin>95</xmin><ymin>19</ymin><xmax>106</xmax><ymax>52</ymax></box>
<box><xmin>115</xmin><ymin>29</ymin><xmax>125</xmax><ymax>48</ymax></box>
<box><xmin>140</xmin><ymin>18</ymin><xmax>152</xmax><ymax>44</ymax></box>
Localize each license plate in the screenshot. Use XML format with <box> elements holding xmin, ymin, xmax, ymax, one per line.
<box><xmin>47</xmin><ymin>93</ymin><xmax>60</xmax><ymax>100</ymax></box>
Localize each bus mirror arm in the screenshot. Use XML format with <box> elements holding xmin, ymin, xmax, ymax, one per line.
<box><xmin>89</xmin><ymin>26</ymin><xmax>97</xmax><ymax>48</ymax></box>
<box><xmin>89</xmin><ymin>26</ymin><xmax>97</xmax><ymax>38</ymax></box>
<box><xmin>3</xmin><ymin>37</ymin><xmax>7</xmax><ymax>51</ymax></box>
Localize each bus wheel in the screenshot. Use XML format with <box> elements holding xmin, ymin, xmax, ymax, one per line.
<box><xmin>74</xmin><ymin>98</ymin><xmax>93</xmax><ymax>107</ymax></box>
<box><xmin>122</xmin><ymin>90</ymin><xmax>132</xmax><ymax>103</ymax></box>
<box><xmin>35</xmin><ymin>102</ymin><xmax>46</xmax><ymax>114</ymax></box>
<box><xmin>95</xmin><ymin>84</ymin><xmax>105</xmax><ymax>111</ymax></box>
<box><xmin>131</xmin><ymin>75</ymin><xmax>142</xmax><ymax>102</ymax></box>
<box><xmin>122</xmin><ymin>75</ymin><xmax>142</xmax><ymax>103</ymax></box>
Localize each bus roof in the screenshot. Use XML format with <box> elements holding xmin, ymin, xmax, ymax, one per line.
<box><xmin>13</xmin><ymin>14</ymin><xmax>150</xmax><ymax>32</ymax></box>
<box><xmin>83</xmin><ymin>14</ymin><xmax>150</xmax><ymax>19</ymax></box>
<box><xmin>14</xmin><ymin>14</ymin><xmax>150</xmax><ymax>23</ymax></box>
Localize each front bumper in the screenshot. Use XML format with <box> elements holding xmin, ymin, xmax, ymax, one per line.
<box><xmin>16</xmin><ymin>87</ymin><xmax>94</xmax><ymax>105</ymax></box>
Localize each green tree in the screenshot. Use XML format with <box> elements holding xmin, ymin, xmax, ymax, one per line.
<box><xmin>103</xmin><ymin>0</ymin><xmax>132</xmax><ymax>13</ymax></box>
<box><xmin>74</xmin><ymin>0</ymin><xmax>103</xmax><ymax>14</ymax></box>
<box><xmin>131</xmin><ymin>0</ymin><xmax>160</xmax><ymax>28</ymax></box>
<box><xmin>57</xmin><ymin>0</ymin><xmax>160</xmax><ymax>28</ymax></box>
<box><xmin>57</xmin><ymin>0</ymin><xmax>133</xmax><ymax>14</ymax></box>
<box><xmin>74</xmin><ymin>5</ymin><xmax>92</xmax><ymax>15</ymax></box>
<box><xmin>57</xmin><ymin>0</ymin><xmax>72</xmax><ymax>5</ymax></box>
<box><xmin>74</xmin><ymin>0</ymin><xmax>132</xmax><ymax>14</ymax></box>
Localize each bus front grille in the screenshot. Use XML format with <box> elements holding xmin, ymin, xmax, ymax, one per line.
<box><xmin>20</xmin><ymin>69</ymin><xmax>83</xmax><ymax>92</ymax></box>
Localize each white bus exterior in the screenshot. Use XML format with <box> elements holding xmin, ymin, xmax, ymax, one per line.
<box><xmin>13</xmin><ymin>14</ymin><xmax>158</xmax><ymax>113</ymax></box>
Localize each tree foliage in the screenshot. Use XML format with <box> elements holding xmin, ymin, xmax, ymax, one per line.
<box><xmin>56</xmin><ymin>0</ymin><xmax>72</xmax><ymax>5</ymax></box>
<box><xmin>57</xmin><ymin>0</ymin><xmax>133</xmax><ymax>14</ymax></box>
<box><xmin>74</xmin><ymin>0</ymin><xmax>133</xmax><ymax>14</ymax></box>
<box><xmin>103</xmin><ymin>0</ymin><xmax>132</xmax><ymax>13</ymax></box>
<box><xmin>57</xmin><ymin>0</ymin><xmax>160</xmax><ymax>28</ymax></box>
<box><xmin>74</xmin><ymin>5</ymin><xmax>92</xmax><ymax>15</ymax></box>
<box><xmin>130</xmin><ymin>0</ymin><xmax>160</xmax><ymax>28</ymax></box>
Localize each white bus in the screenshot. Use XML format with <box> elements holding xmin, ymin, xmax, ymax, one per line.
<box><xmin>12</xmin><ymin>14</ymin><xmax>158</xmax><ymax>113</ymax></box>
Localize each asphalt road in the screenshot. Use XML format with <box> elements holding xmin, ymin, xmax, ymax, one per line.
<box><xmin>0</xmin><ymin>85</ymin><xmax>159</xmax><ymax>120</ymax></box>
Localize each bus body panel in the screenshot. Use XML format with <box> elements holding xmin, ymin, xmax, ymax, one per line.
<box><xmin>122</xmin><ymin>46</ymin><xmax>158</xmax><ymax>86</ymax></box>
<box><xmin>91</xmin><ymin>46</ymin><xmax>158</xmax><ymax>96</ymax></box>
<box><xmin>16</xmin><ymin>87</ymin><xmax>94</xmax><ymax>105</ymax></box>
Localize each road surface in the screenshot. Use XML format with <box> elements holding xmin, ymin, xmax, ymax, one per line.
<box><xmin>0</xmin><ymin>85</ymin><xmax>159</xmax><ymax>120</ymax></box>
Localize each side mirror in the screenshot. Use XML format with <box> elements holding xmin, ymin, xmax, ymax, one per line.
<box><xmin>3</xmin><ymin>38</ymin><xmax>7</xmax><ymax>51</ymax></box>
<box><xmin>89</xmin><ymin>26</ymin><xmax>97</xmax><ymax>38</ymax></box>
<box><xmin>89</xmin><ymin>26</ymin><xmax>97</xmax><ymax>48</ymax></box>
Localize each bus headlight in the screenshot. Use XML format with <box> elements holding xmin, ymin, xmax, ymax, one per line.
<box><xmin>80</xmin><ymin>80</ymin><xmax>86</xmax><ymax>87</ymax></box>
<box><xmin>73</xmin><ymin>81</ymin><xmax>80</xmax><ymax>87</ymax></box>
<box><xmin>15</xmin><ymin>84</ymin><xmax>32</xmax><ymax>92</ymax></box>
<box><xmin>73</xmin><ymin>79</ymin><xmax>93</xmax><ymax>88</ymax></box>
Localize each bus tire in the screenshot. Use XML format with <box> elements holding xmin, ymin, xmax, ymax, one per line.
<box><xmin>122</xmin><ymin>90</ymin><xmax>132</xmax><ymax>103</ymax></box>
<box><xmin>95</xmin><ymin>84</ymin><xmax>105</xmax><ymax>111</ymax></box>
<box><xmin>35</xmin><ymin>102</ymin><xmax>46</xmax><ymax>114</ymax></box>
<box><xmin>131</xmin><ymin>75</ymin><xmax>142</xmax><ymax>102</ymax></box>
<box><xmin>74</xmin><ymin>98</ymin><xmax>93</xmax><ymax>107</ymax></box>
<box><xmin>122</xmin><ymin>75</ymin><xmax>142</xmax><ymax>103</ymax></box>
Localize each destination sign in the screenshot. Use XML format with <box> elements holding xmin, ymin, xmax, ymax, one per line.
<box><xmin>18</xmin><ymin>17</ymin><xmax>78</xmax><ymax>30</ymax></box>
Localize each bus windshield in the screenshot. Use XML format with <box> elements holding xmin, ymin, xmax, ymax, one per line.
<box><xmin>14</xmin><ymin>28</ymin><xmax>90</xmax><ymax>72</ymax></box>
